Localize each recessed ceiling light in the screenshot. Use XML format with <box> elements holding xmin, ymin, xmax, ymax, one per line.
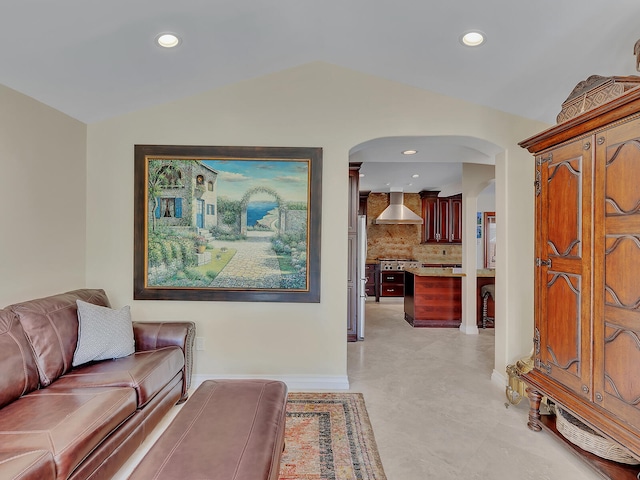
<box><xmin>402</xmin><ymin>150</ymin><xmax>418</xmax><ymax>155</ymax></box>
<box><xmin>411</xmin><ymin>174</ymin><xmax>420</xmax><ymax>178</ymax></box>
<box><xmin>359</xmin><ymin>173</ymin><xmax>365</xmax><ymax>177</ymax></box>
<box><xmin>156</xmin><ymin>33</ymin><xmax>181</xmax><ymax>48</ymax></box>
<box><xmin>460</xmin><ymin>31</ymin><xmax>485</xmax><ymax>47</ymax></box>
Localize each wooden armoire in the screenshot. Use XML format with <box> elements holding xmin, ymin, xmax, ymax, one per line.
<box><xmin>519</xmin><ymin>82</ymin><xmax>640</xmax><ymax>477</ymax></box>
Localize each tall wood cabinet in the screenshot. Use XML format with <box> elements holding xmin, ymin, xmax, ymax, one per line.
<box><xmin>519</xmin><ymin>86</ymin><xmax>640</xmax><ymax>472</ymax></box>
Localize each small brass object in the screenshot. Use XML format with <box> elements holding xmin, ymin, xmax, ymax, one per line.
<box><xmin>505</xmin><ymin>352</ymin><xmax>534</xmax><ymax>406</ymax></box>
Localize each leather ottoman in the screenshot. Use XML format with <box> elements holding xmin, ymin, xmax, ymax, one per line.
<box><xmin>129</xmin><ymin>379</ymin><xmax>288</xmax><ymax>480</ymax></box>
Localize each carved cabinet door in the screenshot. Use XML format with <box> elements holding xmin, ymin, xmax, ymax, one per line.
<box><xmin>438</xmin><ymin>196</ymin><xmax>450</xmax><ymax>242</ymax></box>
<box><xmin>421</xmin><ymin>191</ymin><xmax>439</xmax><ymax>243</ymax></box>
<box><xmin>535</xmin><ymin>137</ymin><xmax>593</xmax><ymax>399</ymax></box>
<box><xmin>593</xmin><ymin>118</ymin><xmax>640</xmax><ymax>424</ymax></box>
<box><xmin>449</xmin><ymin>195</ymin><xmax>463</xmax><ymax>243</ymax></box>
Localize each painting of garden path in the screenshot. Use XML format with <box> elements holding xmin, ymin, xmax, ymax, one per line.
<box><xmin>207</xmin><ymin>231</ymin><xmax>281</xmax><ymax>288</ymax></box>
<box><xmin>146</xmin><ymin>158</ymin><xmax>309</xmax><ymax>291</ymax></box>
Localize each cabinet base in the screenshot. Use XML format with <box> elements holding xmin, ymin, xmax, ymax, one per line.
<box><xmin>404</xmin><ymin>313</ymin><xmax>461</xmax><ymax>328</ymax></box>
<box><xmin>537</xmin><ymin>414</ymin><xmax>640</xmax><ymax>480</ymax></box>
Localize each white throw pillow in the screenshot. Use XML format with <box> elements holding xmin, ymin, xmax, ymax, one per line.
<box><xmin>72</xmin><ymin>300</ymin><xmax>135</xmax><ymax>367</ymax></box>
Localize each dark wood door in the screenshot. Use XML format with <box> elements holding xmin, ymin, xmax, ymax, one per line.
<box><xmin>449</xmin><ymin>195</ymin><xmax>462</xmax><ymax>243</ymax></box>
<box><xmin>438</xmin><ymin>197</ymin><xmax>450</xmax><ymax>242</ymax></box>
<box><xmin>535</xmin><ymin>137</ymin><xmax>592</xmax><ymax>400</ymax></box>
<box><xmin>593</xmin><ymin>118</ymin><xmax>640</xmax><ymax>424</ymax></box>
<box><xmin>420</xmin><ymin>191</ymin><xmax>439</xmax><ymax>243</ymax></box>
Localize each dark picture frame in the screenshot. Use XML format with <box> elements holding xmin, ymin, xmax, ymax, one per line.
<box><xmin>134</xmin><ymin>145</ymin><xmax>322</xmax><ymax>302</ymax></box>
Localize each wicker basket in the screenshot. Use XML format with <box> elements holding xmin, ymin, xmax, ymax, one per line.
<box><xmin>555</xmin><ymin>406</ymin><xmax>640</xmax><ymax>465</ymax></box>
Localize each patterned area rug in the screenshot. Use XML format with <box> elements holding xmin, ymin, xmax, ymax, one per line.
<box><xmin>279</xmin><ymin>392</ymin><xmax>386</xmax><ymax>480</ymax></box>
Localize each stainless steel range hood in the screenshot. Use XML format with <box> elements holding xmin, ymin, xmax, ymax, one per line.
<box><xmin>375</xmin><ymin>192</ymin><xmax>423</xmax><ymax>224</ymax></box>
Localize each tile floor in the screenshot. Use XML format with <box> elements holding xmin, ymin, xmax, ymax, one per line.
<box><xmin>350</xmin><ymin>298</ymin><xmax>601</xmax><ymax>479</ymax></box>
<box><xmin>117</xmin><ymin>298</ymin><xmax>606</xmax><ymax>479</ymax></box>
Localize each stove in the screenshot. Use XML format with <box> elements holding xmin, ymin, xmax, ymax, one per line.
<box><xmin>379</xmin><ymin>259</ymin><xmax>420</xmax><ymax>271</ymax></box>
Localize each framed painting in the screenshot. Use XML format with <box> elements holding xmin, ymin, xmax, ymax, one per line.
<box><xmin>134</xmin><ymin>145</ymin><xmax>322</xmax><ymax>302</ymax></box>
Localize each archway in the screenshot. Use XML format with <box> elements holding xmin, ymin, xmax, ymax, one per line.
<box><xmin>239</xmin><ymin>186</ymin><xmax>283</xmax><ymax>236</ymax></box>
<box><xmin>348</xmin><ymin>134</ymin><xmax>502</xmax><ymax>372</ymax></box>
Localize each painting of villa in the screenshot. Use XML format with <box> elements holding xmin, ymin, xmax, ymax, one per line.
<box><xmin>148</xmin><ymin>160</ymin><xmax>218</xmax><ymax>231</ymax></box>
<box><xmin>143</xmin><ymin>156</ymin><xmax>313</xmax><ymax>295</ymax></box>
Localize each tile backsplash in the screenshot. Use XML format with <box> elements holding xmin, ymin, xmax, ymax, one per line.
<box><xmin>365</xmin><ymin>193</ymin><xmax>462</xmax><ymax>264</ymax></box>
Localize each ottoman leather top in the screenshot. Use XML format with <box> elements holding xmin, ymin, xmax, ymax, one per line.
<box><xmin>129</xmin><ymin>379</ymin><xmax>288</xmax><ymax>480</ymax></box>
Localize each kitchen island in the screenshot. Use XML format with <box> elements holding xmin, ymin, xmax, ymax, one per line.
<box><xmin>403</xmin><ymin>268</ymin><xmax>495</xmax><ymax>327</ymax></box>
<box><xmin>404</xmin><ymin>268</ymin><xmax>463</xmax><ymax>327</ymax></box>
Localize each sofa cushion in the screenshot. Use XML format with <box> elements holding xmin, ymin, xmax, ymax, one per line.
<box><xmin>0</xmin><ymin>308</ymin><xmax>39</xmax><ymax>409</ymax></box>
<box><xmin>73</xmin><ymin>300</ymin><xmax>135</xmax><ymax>367</ymax></box>
<box><xmin>0</xmin><ymin>450</ymin><xmax>56</xmax><ymax>480</ymax></box>
<box><xmin>10</xmin><ymin>289</ymin><xmax>110</xmax><ymax>386</ymax></box>
<box><xmin>0</xmin><ymin>386</ymin><xmax>136</xmax><ymax>480</ymax></box>
<box><xmin>50</xmin><ymin>346</ymin><xmax>184</xmax><ymax>407</ymax></box>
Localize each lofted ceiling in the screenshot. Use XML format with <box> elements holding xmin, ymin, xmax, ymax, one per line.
<box><xmin>351</xmin><ymin>136</ymin><xmax>500</xmax><ymax>193</ymax></box>
<box><xmin>2</xmin><ymin>1</ymin><xmax>639</xmax><ymax>190</ymax></box>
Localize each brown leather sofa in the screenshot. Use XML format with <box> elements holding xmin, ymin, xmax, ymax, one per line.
<box><xmin>0</xmin><ymin>289</ymin><xmax>195</xmax><ymax>480</ymax></box>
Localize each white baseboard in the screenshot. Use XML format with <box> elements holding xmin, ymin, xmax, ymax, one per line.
<box><xmin>491</xmin><ymin>369</ymin><xmax>507</xmax><ymax>387</ymax></box>
<box><xmin>191</xmin><ymin>374</ymin><xmax>350</xmax><ymax>391</ymax></box>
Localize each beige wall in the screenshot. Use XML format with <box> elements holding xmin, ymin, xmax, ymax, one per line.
<box><xmin>0</xmin><ymin>84</ymin><xmax>87</xmax><ymax>307</ymax></box>
<box><xmin>79</xmin><ymin>62</ymin><xmax>549</xmax><ymax>385</ymax></box>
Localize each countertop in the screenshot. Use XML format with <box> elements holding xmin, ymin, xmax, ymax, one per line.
<box><xmin>404</xmin><ymin>267</ymin><xmax>495</xmax><ymax>278</ymax></box>
<box><xmin>477</xmin><ymin>269</ymin><xmax>496</xmax><ymax>277</ymax></box>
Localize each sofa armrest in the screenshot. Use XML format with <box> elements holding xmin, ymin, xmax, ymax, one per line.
<box><xmin>133</xmin><ymin>321</ymin><xmax>196</xmax><ymax>403</ymax></box>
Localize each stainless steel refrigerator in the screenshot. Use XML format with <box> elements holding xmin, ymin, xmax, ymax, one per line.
<box><xmin>357</xmin><ymin>215</ymin><xmax>367</xmax><ymax>340</ymax></box>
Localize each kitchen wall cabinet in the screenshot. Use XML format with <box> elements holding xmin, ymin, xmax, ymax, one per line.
<box><xmin>519</xmin><ymin>86</ymin><xmax>640</xmax><ymax>474</ymax></box>
<box><xmin>420</xmin><ymin>191</ymin><xmax>462</xmax><ymax>244</ymax></box>
<box><xmin>449</xmin><ymin>195</ymin><xmax>462</xmax><ymax>243</ymax></box>
<box><xmin>359</xmin><ymin>191</ymin><xmax>369</xmax><ymax>216</ymax></box>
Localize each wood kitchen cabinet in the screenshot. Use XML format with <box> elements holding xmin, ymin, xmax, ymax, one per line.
<box><xmin>420</xmin><ymin>191</ymin><xmax>462</xmax><ymax>244</ymax></box>
<box><xmin>519</xmin><ymin>85</ymin><xmax>640</xmax><ymax>475</ymax></box>
<box><xmin>380</xmin><ymin>271</ymin><xmax>404</xmax><ymax>297</ymax></box>
<box><xmin>449</xmin><ymin>195</ymin><xmax>462</xmax><ymax>243</ymax></box>
<box><xmin>404</xmin><ymin>270</ymin><xmax>462</xmax><ymax>327</ymax></box>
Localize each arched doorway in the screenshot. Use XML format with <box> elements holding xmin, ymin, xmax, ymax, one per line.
<box><xmin>239</xmin><ymin>186</ymin><xmax>283</xmax><ymax>235</ymax></box>
<box><xmin>347</xmin><ymin>134</ymin><xmax>501</xmax><ymax>356</ymax></box>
